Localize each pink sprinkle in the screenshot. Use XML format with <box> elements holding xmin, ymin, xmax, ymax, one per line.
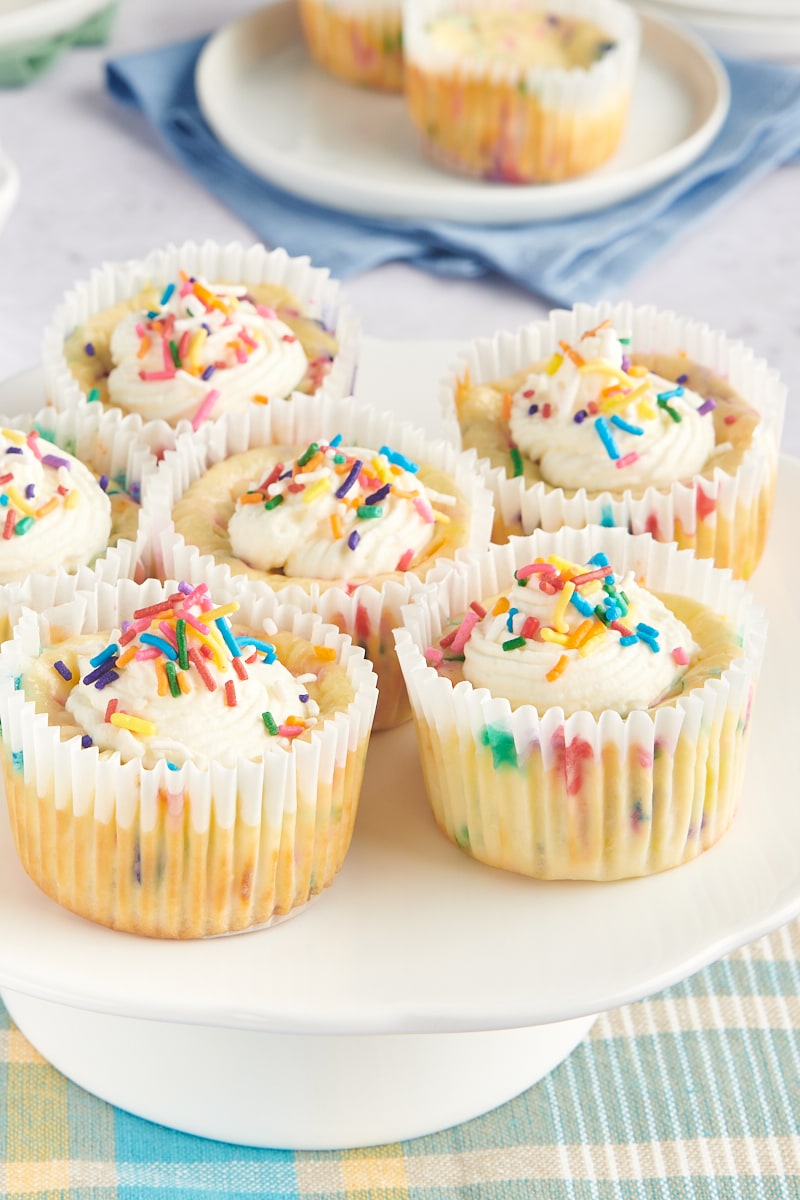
<box><xmin>616</xmin><ymin>451</ymin><xmax>639</xmax><ymax>469</ymax></box>
<box><xmin>162</xmin><ymin>337</ymin><xmax>174</xmax><ymax>372</ymax></box>
<box><xmin>470</xmin><ymin>601</ymin><xmax>486</xmax><ymax>618</ymax></box>
<box><xmin>179</xmin><ymin>281</ymin><xmax>194</xmax><ymax>297</ymax></box>
<box><xmin>135</xmin><ymin>647</ymin><xmax>161</xmax><ymax>661</ymax></box>
<box><xmin>516</xmin><ymin>562</ymin><xmax>557</xmax><ymax>580</ymax></box>
<box><xmin>183</xmin><ymin>582</ymin><xmax>209</xmax><ymax>606</ymax></box>
<box><xmin>239</xmin><ymin>328</ymin><xmax>258</xmax><ymax>349</ymax></box>
<box><xmin>26</xmin><ymin>431</ymin><xmax>42</xmax><ymax>459</ymax></box>
<box><xmin>158</xmin><ymin>621</ymin><xmax>179</xmax><ymax>649</ymax></box>
<box><xmin>278</xmin><ymin>724</ymin><xmax>304</xmax><ymax>739</ymax></box>
<box><xmin>135</xmin><ymin>322</ymin><xmax>146</xmax><ymax>337</ymax></box>
<box><xmin>396</xmin><ymin>548</ymin><xmax>414</xmax><ymax>571</ymax></box>
<box><xmin>672</xmin><ymin>646</ymin><xmax>689</xmax><ymax>665</ymax></box>
<box><xmin>178</xmin><ymin>331</ymin><xmax>191</xmax><ymax>360</ymax></box>
<box><xmin>191</xmin><ymin>388</ymin><xmax>221</xmax><ymax>431</ymax></box>
<box><xmin>440</xmin><ymin>628</ymin><xmax>457</xmax><ymax>648</ymax></box>
<box><xmin>424</xmin><ymin>647</ymin><xmax>444</xmax><ymax>667</ymax></box>
<box><xmin>182</xmin><ymin>611</ymin><xmax>210</xmax><ymax>636</ymax></box>
<box><xmin>413</xmin><ymin>496</ymin><xmax>434</xmax><ymax>524</ymax></box>
<box><xmin>139</xmin><ymin>369</ymin><xmax>176</xmax><ymax>381</ymax></box>
<box><xmin>235</xmin><ymin>346</ymin><xmax>248</xmax><ymax>364</ymax></box>
<box><xmin>450</xmin><ymin>611</ymin><xmax>479</xmax><ymax>655</ymax></box>
<box><xmin>256</xmin><ymin>305</ymin><xmax>277</xmax><ymax>319</ymax></box>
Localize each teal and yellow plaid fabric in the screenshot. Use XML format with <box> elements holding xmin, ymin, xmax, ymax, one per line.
<box><xmin>1</xmin><ymin>919</ymin><xmax>797</xmax><ymax>1199</ymax></box>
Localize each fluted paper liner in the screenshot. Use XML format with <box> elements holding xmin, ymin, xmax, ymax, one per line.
<box><xmin>442</xmin><ymin>301</ymin><xmax>786</xmax><ymax>579</ymax></box>
<box><xmin>41</xmin><ymin>239</ymin><xmax>360</xmax><ymax>452</ymax></box>
<box><xmin>404</xmin><ymin>0</ymin><xmax>639</xmax><ymax>183</ymax></box>
<box><xmin>299</xmin><ymin>0</ymin><xmax>404</xmax><ymax>91</ymax></box>
<box><xmin>0</xmin><ymin>574</ymin><xmax>378</xmax><ymax>938</ymax></box>
<box><xmin>0</xmin><ymin>401</ymin><xmax>154</xmax><ymax>636</ymax></box>
<box><xmin>394</xmin><ymin>526</ymin><xmax>766</xmax><ymax>880</ymax></box>
<box><xmin>142</xmin><ymin>392</ymin><xmax>495</xmax><ymax>729</ymax></box>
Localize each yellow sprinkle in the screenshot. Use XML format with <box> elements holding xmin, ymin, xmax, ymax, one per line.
<box><xmin>370</xmin><ymin>457</ymin><xmax>391</xmax><ymax>484</ymax></box>
<box><xmin>110</xmin><ymin>712</ymin><xmax>156</xmax><ymax>736</ymax></box>
<box><xmin>547</xmin><ymin>554</ymin><xmax>584</xmax><ymax>578</ymax></box>
<box><xmin>156</xmin><ymin>659</ymin><xmax>169</xmax><ymax>697</ymax></box>
<box><xmin>455</xmin><ymin>370</ymin><xmax>472</xmax><ymax>410</ymax></box>
<box><xmin>2</xmin><ymin>428</ymin><xmax>25</xmax><ymax>445</ymax></box>
<box><xmin>637</xmin><ymin>400</ymin><xmax>658</xmax><ymax>420</ymax></box>
<box><xmin>204</xmin><ymin>601</ymin><xmax>240</xmax><ymax>622</ymax></box>
<box><xmin>628</xmin><ymin>364</ymin><xmax>650</xmax><ymax>378</ymax></box>
<box><xmin>621</xmin><ymin>380</ymin><xmax>652</xmax><ymax>407</ymax></box>
<box><xmin>492</xmin><ymin>597</ymin><xmax>510</xmax><ymax>616</ymax></box>
<box><xmin>64</xmin><ymin>490</ymin><xmax>81</xmax><ymax>509</ymax></box>
<box><xmin>578</xmin><ymin>361</ymin><xmax>632</xmax><ymax>386</ymax></box>
<box><xmin>545</xmin><ymin>353</ymin><xmax>564</xmax><ymax>376</ymax></box>
<box><xmin>432</xmin><ymin>510</ymin><xmax>451</xmax><ymax>525</ymax></box>
<box><xmin>579</xmin><ymin>626</ymin><xmax>608</xmax><ymax>657</ymax></box>
<box><xmin>117</xmin><ymin>645</ymin><xmax>137</xmax><ymax>668</ymax></box>
<box><xmin>192</xmin><ymin>628</ymin><xmax>226</xmax><ymax>668</ymax></box>
<box><xmin>539</xmin><ymin>628</ymin><xmax>569</xmax><ymax>646</ymax></box>
<box><xmin>552</xmin><ymin>581</ymin><xmax>574</xmax><ymax>634</ymax></box>
<box><xmin>313</xmin><ymin>645</ymin><xmax>337</xmax><ymax>662</ymax></box>
<box><xmin>6</xmin><ymin>486</ymin><xmax>36</xmax><ymax>517</ymax></box>
<box><xmin>303</xmin><ymin>477</ymin><xmax>331</xmax><ymax>505</ymax></box>
<box><xmin>545</xmin><ymin>654</ymin><xmax>569</xmax><ymax>683</ymax></box>
<box><xmin>188</xmin><ymin>329</ymin><xmax>206</xmax><ymax>372</ymax></box>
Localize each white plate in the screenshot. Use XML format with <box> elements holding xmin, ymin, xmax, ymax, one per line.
<box><xmin>0</xmin><ymin>146</ymin><xmax>19</xmax><ymax>234</ymax></box>
<box><xmin>195</xmin><ymin>3</ymin><xmax>729</xmax><ymax>226</ymax></box>
<box><xmin>640</xmin><ymin>0</ymin><xmax>800</xmax><ymax>18</ymax></box>
<box><xmin>0</xmin><ymin>0</ymin><xmax>109</xmax><ymax>47</ymax></box>
<box><xmin>632</xmin><ymin>0</ymin><xmax>800</xmax><ymax>60</ymax></box>
<box><xmin>0</xmin><ymin>345</ymin><xmax>797</xmax><ymax>1043</ymax></box>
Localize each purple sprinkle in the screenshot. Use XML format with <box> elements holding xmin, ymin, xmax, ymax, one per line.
<box><xmin>6</xmin><ymin>446</ymin><xmax>22</xmax><ymax>455</ymax></box>
<box><xmin>83</xmin><ymin>659</ymin><xmax>119</xmax><ymax>686</ymax></box>
<box><xmin>81</xmin><ymin>735</ymin><xmax>93</xmax><ymax>749</ymax></box>
<box><xmin>677</xmin><ymin>373</ymin><xmax>689</xmax><ymax>385</ymax></box>
<box><xmin>178</xmin><ymin>581</ymin><xmax>193</xmax><ymax>595</ymax></box>
<box><xmin>99</xmin><ymin>474</ymin><xmax>109</xmax><ymax>492</ymax></box>
<box><xmin>25</xmin><ymin>483</ymin><xmax>35</xmax><ymax>500</ymax></box>
<box><xmin>574</xmin><ymin>410</ymin><xmax>587</xmax><ymax>424</ymax></box>
<box><xmin>54</xmin><ymin>660</ymin><xmax>72</xmax><ymax>681</ymax></box>
<box><xmin>528</xmin><ymin>403</ymin><xmax>539</xmax><ymax>416</ymax></box>
<box><xmin>621</xmin><ymin>354</ymin><xmax>631</xmax><ymax>372</ymax></box>
<box><xmin>279</xmin><ymin>469</ymin><xmax>293</xmax><ymax>481</ymax></box>
<box><xmin>121</xmin><ymin>620</ymin><xmax>132</xmax><ymax>633</ymax></box>
<box><xmin>201</xmin><ymin>364</ymin><xmax>216</xmax><ymax>381</ymax></box>
<box><xmin>336</xmin><ymin>460</ymin><xmax>362</xmax><ymax>499</ymax></box>
<box><xmin>365</xmin><ymin>482</ymin><xmax>391</xmax><ymax>506</ymax></box>
<box><xmin>42</xmin><ymin>454</ymin><xmax>70</xmax><ymax>471</ymax></box>
<box><xmin>697</xmin><ymin>398</ymin><xmax>717</xmax><ymax>416</ymax></box>
<box><xmin>201</xmin><ymin>322</ymin><xmax>210</xmax><ymax>334</ymax></box>
<box><xmin>94</xmin><ymin>669</ymin><xmax>119</xmax><ymax>691</ymax></box>
<box><xmin>298</xmin><ymin>693</ymin><xmax>309</xmax><ymax>703</ymax></box>
<box><xmin>85</xmin><ymin>342</ymin><xmax>96</xmax><ymax>357</ymax></box>
<box><xmin>347</xmin><ymin>530</ymin><xmax>360</xmax><ymax>551</ymax></box>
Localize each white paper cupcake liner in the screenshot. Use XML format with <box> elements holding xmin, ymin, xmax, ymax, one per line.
<box><xmin>141</xmin><ymin>392</ymin><xmax>495</xmax><ymax>730</ymax></box>
<box><xmin>41</xmin><ymin>240</ymin><xmax>361</xmax><ymax>452</ymax></box>
<box><xmin>0</xmin><ymin>574</ymin><xmax>378</xmax><ymax>938</ymax></box>
<box><xmin>0</xmin><ymin>402</ymin><xmax>153</xmax><ymax>634</ymax></box>
<box><xmin>404</xmin><ymin>0</ymin><xmax>639</xmax><ymax>182</ymax></box>
<box><xmin>395</xmin><ymin>525</ymin><xmax>766</xmax><ymax>880</ymax></box>
<box><xmin>442</xmin><ymin>301</ymin><xmax>786</xmax><ymax>579</ymax></box>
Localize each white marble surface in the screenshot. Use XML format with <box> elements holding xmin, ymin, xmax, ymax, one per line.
<box><xmin>0</xmin><ymin>0</ymin><xmax>797</xmax><ymax>451</ymax></box>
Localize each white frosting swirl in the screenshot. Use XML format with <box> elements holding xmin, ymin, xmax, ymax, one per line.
<box><xmin>508</xmin><ymin>326</ymin><xmax>715</xmax><ymax>491</ymax></box>
<box><xmin>0</xmin><ymin>429</ymin><xmax>111</xmax><ymax>582</ymax></box>
<box><xmin>107</xmin><ymin>279</ymin><xmax>308</xmax><ymax>424</ymax></box>
<box><xmin>228</xmin><ymin>442</ymin><xmax>448</xmax><ymax>579</ymax></box>
<box><xmin>65</xmin><ymin>616</ymin><xmax>317</xmax><ymax>770</ymax></box>
<box><xmin>461</xmin><ymin>554</ymin><xmax>695</xmax><ymax>716</ymax></box>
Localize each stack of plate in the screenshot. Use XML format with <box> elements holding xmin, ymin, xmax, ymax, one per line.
<box><xmin>631</xmin><ymin>0</ymin><xmax>800</xmax><ymax>61</ymax></box>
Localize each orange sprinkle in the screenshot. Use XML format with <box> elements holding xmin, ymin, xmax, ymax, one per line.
<box><xmin>238</xmin><ymin>492</ymin><xmax>265</xmax><ymax>506</ymax></box>
<box><xmin>137</xmin><ymin>335</ymin><xmax>151</xmax><ymax>359</ymax></box>
<box><xmin>581</xmin><ymin>318</ymin><xmax>612</xmax><ymax>339</ymax></box>
<box><xmin>492</xmin><ymin>597</ymin><xmax>510</xmax><ymax>616</ymax></box>
<box><xmin>559</xmin><ymin>340</ymin><xmax>585</xmax><ymax>368</ymax></box>
<box><xmin>35</xmin><ymin>497</ymin><xmax>59</xmax><ymax>519</ymax></box>
<box><xmin>177</xmin><ymin>670</ymin><xmax>191</xmax><ymax>695</ymax></box>
<box><xmin>330</xmin><ymin>513</ymin><xmax>343</xmax><ymax>539</ymax></box>
<box><xmin>313</xmin><ymin>645</ymin><xmax>337</xmax><ymax>662</ymax></box>
<box><xmin>501</xmin><ymin>392</ymin><xmax>512</xmax><ymax>422</ymax></box>
<box><xmin>116</xmin><ymin>644</ymin><xmax>138</xmax><ymax>668</ymax></box>
<box><xmin>253</xmin><ymin>394</ymin><xmax>269</xmax><ymax>405</ymax></box>
<box><xmin>568</xmin><ymin>620</ymin><xmax>595</xmax><ymax>649</ymax></box>
<box><xmin>156</xmin><ymin>659</ymin><xmax>169</xmax><ymax>697</ymax></box>
<box><xmin>546</xmin><ymin>654</ymin><xmax>569</xmax><ymax>682</ymax></box>
<box><xmin>628</xmin><ymin>364</ymin><xmax>649</xmax><ymax>378</ymax></box>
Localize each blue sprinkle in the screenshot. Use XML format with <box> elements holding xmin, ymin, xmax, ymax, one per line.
<box><xmin>600</xmin><ymin>506</ymin><xmax>615</xmax><ymax>527</ymax></box>
<box><xmin>214</xmin><ymin>618</ymin><xmax>241</xmax><ymax>658</ymax></box>
<box><xmin>569</xmin><ymin>592</ymin><xmax>595</xmax><ymax>617</ymax></box>
<box><xmin>89</xmin><ymin>643</ymin><xmax>119</xmax><ymax>669</ymax></box>
<box><xmin>160</xmin><ymin>282</ymin><xmax>175</xmax><ymax>306</ymax></box>
<box><xmin>0</xmin><ymin>496</ymin><xmax>8</xmax><ymax>508</ymax></box>
<box><xmin>506</xmin><ymin>607</ymin><xmax>518</xmax><ymax>633</ymax></box>
<box><xmin>605</xmin><ymin>606</ymin><xmax>621</xmax><ymax>622</ymax></box>
<box><xmin>656</xmin><ymin>386</ymin><xmax>684</xmax><ymax>402</ymax></box>
<box><xmin>610</xmin><ymin>415</ymin><xmax>644</xmax><ymax>436</ymax></box>
<box><xmin>235</xmin><ymin>636</ymin><xmax>276</xmax><ymax>657</ymax></box>
<box><xmin>378</xmin><ymin>446</ymin><xmax>419</xmax><ymax>474</ymax></box>
<box><xmin>588</xmin><ymin>552</ymin><xmax>610</xmax><ymax>567</ymax></box>
<box><xmin>329</xmin><ymin>434</ymin><xmax>343</xmax><ymax>448</ymax></box>
<box><xmin>166</xmin><ymin>761</ymin><xmax>180</xmax><ymax>771</ymax></box>
<box><xmin>594</xmin><ymin>416</ymin><xmax>620</xmax><ymax>460</ymax></box>
<box><xmin>139</xmin><ymin>633</ymin><xmax>177</xmax><ymax>661</ymax></box>
<box><xmin>620</xmin><ymin>635</ymin><xmax>639</xmax><ymax>646</ymax></box>
<box><xmin>12</xmin><ymin>750</ymin><xmax>23</xmax><ymax>772</ymax></box>
<box><xmin>636</xmin><ymin>622</ymin><xmax>659</xmax><ymax>638</ymax></box>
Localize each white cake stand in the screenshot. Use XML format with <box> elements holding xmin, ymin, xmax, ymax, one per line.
<box><xmin>0</xmin><ymin>357</ymin><xmax>798</xmax><ymax>1149</ymax></box>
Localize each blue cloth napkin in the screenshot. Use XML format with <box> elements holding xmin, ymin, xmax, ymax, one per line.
<box><xmin>105</xmin><ymin>33</ymin><xmax>800</xmax><ymax>305</ymax></box>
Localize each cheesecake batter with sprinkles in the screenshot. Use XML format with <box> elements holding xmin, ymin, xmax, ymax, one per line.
<box><xmin>425</xmin><ymin>550</ymin><xmax>741</xmax><ymax>717</ymax></box>
<box><xmin>0</xmin><ymin>426</ymin><xmax>111</xmax><ymax>582</ymax></box>
<box><xmin>227</xmin><ymin>437</ymin><xmax>457</xmax><ymax>579</ymax></box>
<box><xmin>35</xmin><ymin>584</ymin><xmax>349</xmax><ymax>769</ymax></box>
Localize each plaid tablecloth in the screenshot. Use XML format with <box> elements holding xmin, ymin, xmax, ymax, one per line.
<box><xmin>1</xmin><ymin>918</ymin><xmax>797</xmax><ymax>1199</ymax></box>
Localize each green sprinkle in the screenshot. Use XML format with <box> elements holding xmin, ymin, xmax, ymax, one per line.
<box><xmin>502</xmin><ymin>636</ymin><xmax>526</xmax><ymax>651</ymax></box>
<box><xmin>169</xmin><ymin>339</ymin><xmax>181</xmax><ymax>368</ymax></box>
<box><xmin>480</xmin><ymin>724</ymin><xmax>518</xmax><ymax>770</ymax></box>
<box><xmin>594</xmin><ymin>604</ymin><xmax>610</xmax><ymax>626</ymax></box>
<box><xmin>455</xmin><ymin>824</ymin><xmax>471</xmax><ymax>849</ymax></box>
<box><xmin>657</xmin><ymin>398</ymin><xmax>682</xmax><ymax>423</ymax></box>
<box><xmin>34</xmin><ymin>423</ymin><xmax>56</xmax><ymax>443</ymax></box>
<box><xmin>262</xmin><ymin>711</ymin><xmax>279</xmax><ymax>735</ymax></box>
<box><xmin>176</xmin><ymin>619</ymin><xmax>189</xmax><ymax>670</ymax></box>
<box><xmin>356</xmin><ymin>505</ymin><xmax>383</xmax><ymax>519</ymax></box>
<box><xmin>517</xmin><ymin>79</ymin><xmax>527</xmax><ymax>95</ymax></box>
<box><xmin>296</xmin><ymin>442</ymin><xmax>319</xmax><ymax>468</ymax></box>
<box><xmin>14</xmin><ymin>516</ymin><xmax>34</xmax><ymax>536</ymax></box>
<box><xmin>165</xmin><ymin>661</ymin><xmax>182</xmax><ymax>698</ymax></box>
<box><xmin>333</xmin><ymin>453</ymin><xmax>346</xmax><ymax>464</ymax></box>
<box><xmin>510</xmin><ymin>446</ymin><xmax>524</xmax><ymax>478</ymax></box>
<box><xmin>87</xmin><ymin>387</ymin><xmax>100</xmax><ymax>403</ymax></box>
<box><xmin>264</xmin><ymin>494</ymin><xmax>284</xmax><ymax>511</ymax></box>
